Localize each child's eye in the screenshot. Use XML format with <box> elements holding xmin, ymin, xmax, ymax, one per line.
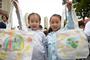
<box><xmin>31</xmin><ymin>20</ymin><xmax>34</xmax><ymax>23</ymax></box>
<box><xmin>36</xmin><ymin>21</ymin><xmax>39</xmax><ymax>23</ymax></box>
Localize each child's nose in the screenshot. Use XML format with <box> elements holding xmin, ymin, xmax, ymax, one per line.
<box><xmin>33</xmin><ymin>22</ymin><xmax>37</xmax><ymax>24</ymax></box>
<box><xmin>53</xmin><ymin>23</ymin><xmax>57</xmax><ymax>26</ymax></box>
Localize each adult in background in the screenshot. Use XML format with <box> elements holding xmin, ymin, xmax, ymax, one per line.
<box><xmin>0</xmin><ymin>15</ymin><xmax>8</xmax><ymax>29</ymax></box>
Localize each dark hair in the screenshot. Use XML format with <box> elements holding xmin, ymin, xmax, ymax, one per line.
<box><xmin>50</xmin><ymin>14</ymin><xmax>61</xmax><ymax>22</ymax></box>
<box><xmin>39</xmin><ymin>25</ymin><xmax>43</xmax><ymax>29</ymax></box>
<box><xmin>28</xmin><ymin>25</ymin><xmax>42</xmax><ymax>29</ymax></box>
<box><xmin>28</xmin><ymin>26</ymin><xmax>31</xmax><ymax>28</ymax></box>
<box><xmin>2</xmin><ymin>15</ymin><xmax>8</xmax><ymax>20</ymax></box>
<box><xmin>48</xmin><ymin>14</ymin><xmax>61</xmax><ymax>33</ymax></box>
<box><xmin>43</xmin><ymin>30</ymin><xmax>48</xmax><ymax>36</ymax></box>
<box><xmin>28</xmin><ymin>13</ymin><xmax>41</xmax><ymax>24</ymax></box>
<box><xmin>78</xmin><ymin>21</ymin><xmax>85</xmax><ymax>28</ymax></box>
<box><xmin>48</xmin><ymin>27</ymin><xmax>53</xmax><ymax>33</ymax></box>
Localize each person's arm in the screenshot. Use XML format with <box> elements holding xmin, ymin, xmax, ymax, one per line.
<box><xmin>65</xmin><ymin>1</ymin><xmax>76</xmax><ymax>29</ymax></box>
<box><xmin>66</xmin><ymin>0</ymin><xmax>79</xmax><ymax>29</ymax></box>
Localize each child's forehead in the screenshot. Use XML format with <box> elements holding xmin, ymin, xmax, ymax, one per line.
<box><xmin>30</xmin><ymin>14</ymin><xmax>39</xmax><ymax>19</ymax></box>
<box><xmin>30</xmin><ymin>14</ymin><xmax>39</xmax><ymax>17</ymax></box>
<box><xmin>51</xmin><ymin>16</ymin><xmax>60</xmax><ymax>20</ymax></box>
<box><xmin>50</xmin><ymin>17</ymin><xmax>61</xmax><ymax>22</ymax></box>
<box><xmin>30</xmin><ymin>15</ymin><xmax>40</xmax><ymax>21</ymax></box>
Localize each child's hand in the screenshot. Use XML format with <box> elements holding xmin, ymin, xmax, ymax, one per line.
<box><xmin>66</xmin><ymin>0</ymin><xmax>72</xmax><ymax>11</ymax></box>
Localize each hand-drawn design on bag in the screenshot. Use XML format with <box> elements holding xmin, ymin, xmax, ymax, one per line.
<box><xmin>4</xmin><ymin>34</ymin><xmax>24</xmax><ymax>51</ymax></box>
<box><xmin>12</xmin><ymin>34</ymin><xmax>24</xmax><ymax>50</ymax></box>
<box><xmin>0</xmin><ymin>51</ymin><xmax>8</xmax><ymax>60</ymax></box>
<box><xmin>66</xmin><ymin>36</ymin><xmax>80</xmax><ymax>48</ymax></box>
<box><xmin>57</xmin><ymin>33</ymin><xmax>80</xmax><ymax>49</ymax></box>
<box><xmin>0</xmin><ymin>30</ymin><xmax>33</xmax><ymax>60</ymax></box>
<box><xmin>0</xmin><ymin>39</ymin><xmax>3</xmax><ymax>49</ymax></box>
<box><xmin>23</xmin><ymin>37</ymin><xmax>32</xmax><ymax>54</ymax></box>
<box><xmin>0</xmin><ymin>44</ymin><xmax>1</xmax><ymax>48</ymax></box>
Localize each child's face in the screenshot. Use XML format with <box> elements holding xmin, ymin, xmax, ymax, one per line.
<box><xmin>50</xmin><ymin>16</ymin><xmax>61</xmax><ymax>32</ymax></box>
<box><xmin>28</xmin><ymin>15</ymin><xmax>40</xmax><ymax>30</ymax></box>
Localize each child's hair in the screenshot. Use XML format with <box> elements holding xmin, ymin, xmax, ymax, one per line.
<box><xmin>48</xmin><ymin>14</ymin><xmax>61</xmax><ymax>33</ymax></box>
<box><xmin>43</xmin><ymin>29</ymin><xmax>48</xmax><ymax>36</ymax></box>
<box><xmin>50</xmin><ymin>14</ymin><xmax>61</xmax><ymax>22</ymax></box>
<box><xmin>39</xmin><ymin>25</ymin><xmax>43</xmax><ymax>29</ymax></box>
<box><xmin>28</xmin><ymin>25</ymin><xmax>43</xmax><ymax>29</ymax></box>
<box><xmin>28</xmin><ymin>13</ymin><xmax>41</xmax><ymax>24</ymax></box>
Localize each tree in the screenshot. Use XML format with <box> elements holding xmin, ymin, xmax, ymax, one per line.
<box><xmin>73</xmin><ymin>0</ymin><xmax>90</xmax><ymax>19</ymax></box>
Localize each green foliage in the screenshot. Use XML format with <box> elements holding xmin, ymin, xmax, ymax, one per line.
<box><xmin>73</xmin><ymin>0</ymin><xmax>90</xmax><ymax>18</ymax></box>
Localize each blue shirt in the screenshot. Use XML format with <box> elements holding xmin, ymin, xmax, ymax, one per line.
<box><xmin>47</xmin><ymin>32</ymin><xmax>59</xmax><ymax>60</ymax></box>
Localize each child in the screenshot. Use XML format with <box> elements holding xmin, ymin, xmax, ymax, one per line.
<box><xmin>48</xmin><ymin>14</ymin><xmax>61</xmax><ymax>33</ymax></box>
<box><xmin>46</xmin><ymin>14</ymin><xmax>61</xmax><ymax>60</ymax></box>
<box><xmin>27</xmin><ymin>12</ymin><xmax>47</xmax><ymax>60</ymax></box>
<box><xmin>27</xmin><ymin>13</ymin><xmax>41</xmax><ymax>31</ymax></box>
<box><xmin>47</xmin><ymin>14</ymin><xmax>75</xmax><ymax>60</ymax></box>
